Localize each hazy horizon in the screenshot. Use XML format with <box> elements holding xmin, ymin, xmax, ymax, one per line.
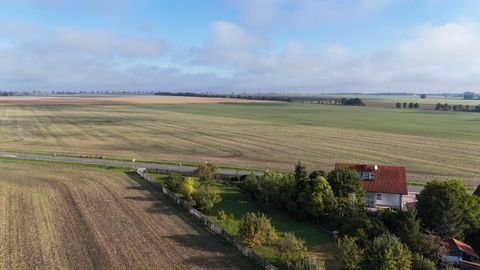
<box><xmin>1</xmin><ymin>0</ymin><xmax>480</xmax><ymax>93</ymax></box>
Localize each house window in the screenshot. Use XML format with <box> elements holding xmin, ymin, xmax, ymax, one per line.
<box><xmin>376</xmin><ymin>193</ymin><xmax>382</xmax><ymax>200</ymax></box>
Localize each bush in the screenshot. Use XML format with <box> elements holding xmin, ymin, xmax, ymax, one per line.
<box><xmin>412</xmin><ymin>254</ymin><xmax>436</xmax><ymax>270</ymax></box>
<box><xmin>336</xmin><ymin>235</ymin><xmax>363</xmax><ymax>270</ymax></box>
<box><xmin>277</xmin><ymin>232</ymin><xmax>306</xmax><ymax>268</ymax></box>
<box><xmin>238</xmin><ymin>212</ymin><xmax>277</xmax><ymax>247</ymax></box>
<box><xmin>241</xmin><ymin>173</ymin><xmax>259</xmax><ymax>197</ymax></box>
<box><xmin>194</xmin><ymin>162</ymin><xmax>217</xmax><ymax>181</ymax></box>
<box><xmin>292</xmin><ymin>256</ymin><xmax>325</xmax><ymax>270</ymax></box>
<box><xmin>364</xmin><ymin>233</ymin><xmax>412</xmax><ymax>270</ymax></box>
<box><xmin>165</xmin><ymin>172</ymin><xmax>184</xmax><ymax>192</ymax></box>
<box><xmin>192</xmin><ymin>185</ymin><xmax>222</xmax><ymax>212</ymax></box>
<box><xmin>181</xmin><ymin>177</ymin><xmax>195</xmax><ymax>201</ymax></box>
<box><xmin>217</xmin><ymin>210</ymin><xmax>234</xmax><ymax>222</ymax></box>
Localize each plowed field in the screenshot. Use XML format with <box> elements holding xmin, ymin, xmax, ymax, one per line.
<box><xmin>0</xmin><ymin>161</ymin><xmax>254</xmax><ymax>269</ymax></box>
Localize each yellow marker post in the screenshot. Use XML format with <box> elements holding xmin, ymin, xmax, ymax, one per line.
<box><xmin>132</xmin><ymin>159</ymin><xmax>136</xmax><ymax>169</ymax></box>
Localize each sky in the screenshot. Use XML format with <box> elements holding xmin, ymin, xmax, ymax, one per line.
<box><xmin>1</xmin><ymin>0</ymin><xmax>480</xmax><ymax>93</ymax></box>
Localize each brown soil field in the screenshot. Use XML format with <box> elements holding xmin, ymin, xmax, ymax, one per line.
<box><xmin>0</xmin><ymin>161</ymin><xmax>255</xmax><ymax>269</ymax></box>
<box><xmin>0</xmin><ymin>96</ymin><xmax>274</xmax><ymax>106</ymax></box>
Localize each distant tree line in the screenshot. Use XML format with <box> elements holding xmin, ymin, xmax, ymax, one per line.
<box><xmin>0</xmin><ymin>91</ymin><xmax>15</xmax><ymax>96</ymax></box>
<box><xmin>435</xmin><ymin>103</ymin><xmax>480</xmax><ymax>112</ymax></box>
<box><xmin>396</xmin><ymin>102</ymin><xmax>420</xmax><ymax>109</ymax></box>
<box><xmin>155</xmin><ymin>91</ymin><xmax>366</xmax><ymax>106</ymax></box>
<box><xmin>340</xmin><ymin>98</ymin><xmax>365</xmax><ymax>106</ymax></box>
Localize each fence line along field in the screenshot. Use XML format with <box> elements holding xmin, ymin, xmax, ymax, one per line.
<box><xmin>0</xmin><ymin>97</ymin><xmax>479</xmax><ymax>185</ymax></box>
<box><xmin>0</xmin><ymin>161</ymin><xmax>255</xmax><ymax>269</ymax></box>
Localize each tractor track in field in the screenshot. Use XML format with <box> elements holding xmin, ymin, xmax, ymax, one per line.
<box><xmin>0</xmin><ymin>162</ymin><xmax>255</xmax><ymax>269</ymax></box>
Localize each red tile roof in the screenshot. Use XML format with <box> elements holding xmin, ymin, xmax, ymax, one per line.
<box><xmin>474</xmin><ymin>185</ymin><xmax>480</xmax><ymax>197</ymax></box>
<box><xmin>335</xmin><ymin>163</ymin><xmax>408</xmax><ymax>195</ymax></box>
<box><xmin>449</xmin><ymin>238</ymin><xmax>479</xmax><ymax>259</ymax></box>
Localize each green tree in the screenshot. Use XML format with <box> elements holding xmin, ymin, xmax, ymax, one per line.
<box><xmin>194</xmin><ymin>162</ymin><xmax>217</xmax><ymax>182</ymax></box>
<box><xmin>292</xmin><ymin>256</ymin><xmax>325</xmax><ymax>270</ymax></box>
<box><xmin>165</xmin><ymin>172</ymin><xmax>184</xmax><ymax>192</ymax></box>
<box><xmin>336</xmin><ymin>235</ymin><xmax>363</xmax><ymax>270</ymax></box>
<box><xmin>309</xmin><ymin>170</ymin><xmax>326</xmax><ymax>180</ymax></box>
<box><xmin>381</xmin><ymin>207</ymin><xmax>445</xmax><ymax>262</ymax></box>
<box><xmin>396</xmin><ymin>102</ymin><xmax>402</xmax><ymax>108</ymax></box>
<box><xmin>277</xmin><ymin>232</ymin><xmax>306</xmax><ymax>268</ymax></box>
<box><xmin>364</xmin><ymin>233</ymin><xmax>412</xmax><ymax>270</ymax></box>
<box><xmin>327</xmin><ymin>169</ymin><xmax>364</xmax><ymax>198</ymax></box>
<box><xmin>414</xmin><ymin>103</ymin><xmax>419</xmax><ymax>109</ymax></box>
<box><xmin>411</xmin><ymin>254</ymin><xmax>436</xmax><ymax>270</ymax></box>
<box><xmin>241</xmin><ymin>173</ymin><xmax>260</xmax><ymax>197</ymax></box>
<box><xmin>409</xmin><ymin>102</ymin><xmax>414</xmax><ymax>109</ymax></box>
<box><xmin>294</xmin><ymin>161</ymin><xmax>308</xmax><ymax>182</ymax></box>
<box><xmin>258</xmin><ymin>171</ymin><xmax>296</xmax><ymax>210</ymax></box>
<box><xmin>420</xmin><ymin>94</ymin><xmax>427</xmax><ymax>99</ymax></box>
<box><xmin>305</xmin><ymin>176</ymin><xmax>334</xmax><ymax>218</ymax></box>
<box><xmin>417</xmin><ymin>179</ymin><xmax>480</xmax><ymax>238</ymax></box>
<box><xmin>403</xmin><ymin>102</ymin><xmax>407</xmax><ymax>108</ymax></box>
<box><xmin>192</xmin><ymin>185</ymin><xmax>222</xmax><ymax>212</ymax></box>
<box><xmin>181</xmin><ymin>177</ymin><xmax>195</xmax><ymax>201</ymax></box>
<box><xmin>237</xmin><ymin>212</ymin><xmax>277</xmax><ymax>247</ymax></box>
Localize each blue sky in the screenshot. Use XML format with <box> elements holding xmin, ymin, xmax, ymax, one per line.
<box><xmin>1</xmin><ymin>0</ymin><xmax>480</xmax><ymax>92</ymax></box>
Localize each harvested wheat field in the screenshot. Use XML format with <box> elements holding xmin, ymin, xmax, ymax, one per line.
<box><xmin>0</xmin><ymin>161</ymin><xmax>255</xmax><ymax>269</ymax></box>
<box><xmin>0</xmin><ymin>101</ymin><xmax>479</xmax><ymax>186</ymax></box>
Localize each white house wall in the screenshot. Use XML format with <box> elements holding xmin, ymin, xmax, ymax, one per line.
<box><xmin>366</xmin><ymin>192</ymin><xmax>402</xmax><ymax>209</ymax></box>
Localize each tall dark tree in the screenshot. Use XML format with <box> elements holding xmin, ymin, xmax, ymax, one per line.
<box><xmin>327</xmin><ymin>168</ymin><xmax>364</xmax><ymax>198</ymax></box>
<box><xmin>294</xmin><ymin>161</ymin><xmax>308</xmax><ymax>182</ymax></box>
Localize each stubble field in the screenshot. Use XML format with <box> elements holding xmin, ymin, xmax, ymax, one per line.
<box><xmin>0</xmin><ymin>96</ymin><xmax>479</xmax><ymax>186</ymax></box>
<box><xmin>0</xmin><ymin>160</ymin><xmax>254</xmax><ymax>269</ymax></box>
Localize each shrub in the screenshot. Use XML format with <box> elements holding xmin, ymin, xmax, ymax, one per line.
<box><xmin>194</xmin><ymin>162</ymin><xmax>217</xmax><ymax>181</ymax></box>
<box><xmin>192</xmin><ymin>185</ymin><xmax>222</xmax><ymax>212</ymax></box>
<box><xmin>292</xmin><ymin>256</ymin><xmax>325</xmax><ymax>270</ymax></box>
<box><xmin>181</xmin><ymin>177</ymin><xmax>195</xmax><ymax>201</ymax></box>
<box><xmin>336</xmin><ymin>235</ymin><xmax>363</xmax><ymax>270</ymax></box>
<box><xmin>277</xmin><ymin>232</ymin><xmax>306</xmax><ymax>268</ymax></box>
<box><xmin>238</xmin><ymin>212</ymin><xmax>277</xmax><ymax>247</ymax></box>
<box><xmin>364</xmin><ymin>233</ymin><xmax>412</xmax><ymax>270</ymax></box>
<box><xmin>412</xmin><ymin>254</ymin><xmax>436</xmax><ymax>270</ymax></box>
<box><xmin>165</xmin><ymin>172</ymin><xmax>184</xmax><ymax>192</ymax></box>
<box><xmin>217</xmin><ymin>210</ymin><xmax>234</xmax><ymax>222</ymax></box>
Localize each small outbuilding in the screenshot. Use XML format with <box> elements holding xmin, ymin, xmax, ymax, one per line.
<box><xmin>444</xmin><ymin>238</ymin><xmax>479</xmax><ymax>265</ymax></box>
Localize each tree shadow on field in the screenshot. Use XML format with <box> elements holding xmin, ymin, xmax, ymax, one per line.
<box><xmin>124</xmin><ymin>171</ymin><xmax>258</xmax><ymax>269</ymax></box>
<box><xmin>163</xmin><ymin>234</ymin><xmax>227</xmax><ymax>253</ymax></box>
<box><xmin>183</xmin><ymin>254</ymin><xmax>258</xmax><ymax>269</ymax></box>
<box><xmin>125</xmin><ymin>171</ymin><xmax>182</xmax><ymax>216</ymax></box>
<box><xmin>123</xmin><ymin>195</ymin><xmax>156</xmax><ymax>201</ymax></box>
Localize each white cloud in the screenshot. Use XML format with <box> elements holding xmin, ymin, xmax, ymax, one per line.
<box><xmin>1</xmin><ymin>19</ymin><xmax>480</xmax><ymax>93</ymax></box>
<box><xmin>187</xmin><ymin>20</ymin><xmax>480</xmax><ymax>92</ymax></box>
<box><xmin>231</xmin><ymin>0</ymin><xmax>392</xmax><ymax>26</ymax></box>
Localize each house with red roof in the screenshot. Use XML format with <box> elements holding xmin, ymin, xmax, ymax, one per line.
<box><xmin>444</xmin><ymin>238</ymin><xmax>479</xmax><ymax>266</ymax></box>
<box><xmin>335</xmin><ymin>163</ymin><xmax>408</xmax><ymax>210</ymax></box>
